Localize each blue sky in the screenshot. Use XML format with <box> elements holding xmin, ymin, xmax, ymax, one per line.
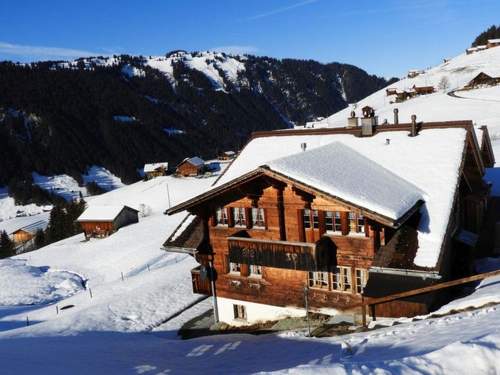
<box><xmin>0</xmin><ymin>0</ymin><xmax>499</xmax><ymax>77</ymax></box>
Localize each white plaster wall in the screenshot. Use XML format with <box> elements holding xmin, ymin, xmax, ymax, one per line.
<box><xmin>217</xmin><ymin>297</ymin><xmax>306</xmax><ymax>326</ymax></box>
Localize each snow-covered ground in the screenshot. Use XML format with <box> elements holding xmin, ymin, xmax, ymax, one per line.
<box><xmin>32</xmin><ymin>172</ymin><xmax>87</xmax><ymax>201</ymax></box>
<box><xmin>82</xmin><ymin>166</ymin><xmax>125</xmax><ymax>191</ymax></box>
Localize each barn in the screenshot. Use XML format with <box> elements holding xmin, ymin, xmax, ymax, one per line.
<box><xmin>464</xmin><ymin>72</ymin><xmax>500</xmax><ymax>89</ymax></box>
<box><xmin>176</xmin><ymin>157</ymin><xmax>205</xmax><ymax>177</ymax></box>
<box><xmin>77</xmin><ymin>205</ymin><xmax>139</xmax><ymax>239</ymax></box>
<box><xmin>144</xmin><ymin>162</ymin><xmax>169</xmax><ymax>180</ymax></box>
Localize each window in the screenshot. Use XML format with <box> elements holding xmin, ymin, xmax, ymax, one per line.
<box><xmin>349</xmin><ymin>213</ymin><xmax>365</xmax><ymax>234</ymax></box>
<box><xmin>325</xmin><ymin>211</ymin><xmax>342</xmax><ymax>233</ymax></box>
<box><xmin>233</xmin><ymin>304</ymin><xmax>247</xmax><ymax>320</ymax></box>
<box><xmin>229</xmin><ymin>262</ymin><xmax>241</xmax><ymax>274</ymax></box>
<box><xmin>355</xmin><ymin>269</ymin><xmax>368</xmax><ymax>294</ymax></box>
<box><xmin>332</xmin><ymin>266</ymin><xmax>352</xmax><ymax>292</ymax></box>
<box><xmin>216</xmin><ymin>207</ymin><xmax>228</xmax><ymax>225</ymax></box>
<box><xmin>233</xmin><ymin>207</ymin><xmax>246</xmax><ymax>227</ymax></box>
<box><xmin>249</xmin><ymin>264</ymin><xmax>262</xmax><ymax>278</ymax></box>
<box><xmin>312</xmin><ymin>210</ymin><xmax>319</xmax><ymax>229</ymax></box>
<box><xmin>308</xmin><ymin>271</ymin><xmax>329</xmax><ymax>289</ymax></box>
<box><xmin>252</xmin><ymin>208</ymin><xmax>265</xmax><ymax>228</ymax></box>
<box><xmin>303</xmin><ymin>209</ymin><xmax>311</xmax><ymax>229</ymax></box>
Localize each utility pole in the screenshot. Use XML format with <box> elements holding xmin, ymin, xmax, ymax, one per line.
<box><xmin>208</xmin><ymin>258</ymin><xmax>219</xmax><ymax>323</ymax></box>
<box><xmin>304</xmin><ymin>285</ymin><xmax>311</xmax><ymax>337</ymax></box>
<box><xmin>166</xmin><ymin>184</ymin><xmax>171</xmax><ymax>208</ymax></box>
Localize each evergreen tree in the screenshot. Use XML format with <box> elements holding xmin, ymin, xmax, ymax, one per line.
<box><xmin>34</xmin><ymin>229</ymin><xmax>45</xmax><ymax>249</ymax></box>
<box><xmin>0</xmin><ymin>230</ymin><xmax>15</xmax><ymax>258</ymax></box>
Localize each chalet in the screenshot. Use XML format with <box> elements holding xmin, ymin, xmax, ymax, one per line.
<box><xmin>412</xmin><ymin>85</ymin><xmax>435</xmax><ymax>95</ymax></box>
<box><xmin>385</xmin><ymin>88</ymin><xmax>397</xmax><ymax>96</ymax></box>
<box><xmin>466</xmin><ymin>45</ymin><xmax>487</xmax><ymax>55</ymax></box>
<box><xmin>144</xmin><ymin>162</ymin><xmax>169</xmax><ymax>180</ymax></box>
<box><xmin>487</xmin><ymin>39</ymin><xmax>500</xmax><ymax>48</ymax></box>
<box><xmin>176</xmin><ymin>157</ymin><xmax>205</xmax><ymax>177</ymax></box>
<box><xmin>5</xmin><ymin>219</ymin><xmax>49</xmax><ymax>253</ymax></box>
<box><xmin>219</xmin><ymin>151</ymin><xmax>236</xmax><ymax>161</ymax></box>
<box><xmin>464</xmin><ymin>72</ymin><xmax>500</xmax><ymax>89</ymax></box>
<box><xmin>164</xmin><ymin>118</ymin><xmax>492</xmax><ymax>326</ymax></box>
<box><xmin>407</xmin><ymin>69</ymin><xmax>424</xmax><ymax>78</ymax></box>
<box><xmin>77</xmin><ymin>205</ymin><xmax>139</xmax><ymax>239</ymax></box>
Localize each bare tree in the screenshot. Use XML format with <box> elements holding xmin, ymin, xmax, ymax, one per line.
<box><xmin>438</xmin><ymin>76</ymin><xmax>450</xmax><ymax>91</ymax></box>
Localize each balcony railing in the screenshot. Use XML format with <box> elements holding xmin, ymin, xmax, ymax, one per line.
<box><xmin>228</xmin><ymin>236</ymin><xmax>336</xmax><ymax>271</ymax></box>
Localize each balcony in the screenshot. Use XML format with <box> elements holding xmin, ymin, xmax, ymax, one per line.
<box><xmin>228</xmin><ymin>236</ymin><xmax>336</xmax><ymax>271</ymax></box>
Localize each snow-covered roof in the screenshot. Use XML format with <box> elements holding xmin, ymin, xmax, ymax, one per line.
<box><xmin>14</xmin><ymin>220</ymin><xmax>49</xmax><ymax>235</ymax></box>
<box><xmin>488</xmin><ymin>39</ymin><xmax>500</xmax><ymax>44</ymax></box>
<box><xmin>181</xmin><ymin>157</ymin><xmax>204</xmax><ymax>167</ymax></box>
<box><xmin>266</xmin><ymin>142</ymin><xmax>423</xmax><ymax>220</ymax></box>
<box><xmin>77</xmin><ymin>205</ymin><xmax>137</xmax><ymax>222</ymax></box>
<box><xmin>224</xmin><ymin>151</ymin><xmax>236</xmax><ymax>156</ymax></box>
<box><xmin>143</xmin><ymin>162</ymin><xmax>169</xmax><ymax>173</ymax></box>
<box><xmin>0</xmin><ymin>213</ymin><xmax>50</xmax><ymax>236</ymax></box>
<box><xmin>214</xmin><ymin>127</ymin><xmax>467</xmax><ymax>268</ymax></box>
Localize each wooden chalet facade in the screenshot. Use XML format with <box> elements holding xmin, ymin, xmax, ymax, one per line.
<box><xmin>77</xmin><ymin>205</ymin><xmax>139</xmax><ymax>239</ymax></box>
<box><xmin>464</xmin><ymin>72</ymin><xmax>500</xmax><ymax>89</ymax></box>
<box><xmin>164</xmin><ymin>119</ymin><xmax>493</xmax><ymax>326</ymax></box>
<box><xmin>144</xmin><ymin>162</ymin><xmax>169</xmax><ymax>179</ymax></box>
<box><xmin>176</xmin><ymin>157</ymin><xmax>205</xmax><ymax>177</ymax></box>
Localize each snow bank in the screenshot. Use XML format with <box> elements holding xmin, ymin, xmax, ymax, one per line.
<box><xmin>32</xmin><ymin>172</ymin><xmax>87</xmax><ymax>201</ymax></box>
<box><xmin>0</xmin><ymin>259</ymin><xmax>83</xmax><ymax>305</ymax></box>
<box><xmin>82</xmin><ymin>166</ymin><xmax>124</xmax><ymax>191</ymax></box>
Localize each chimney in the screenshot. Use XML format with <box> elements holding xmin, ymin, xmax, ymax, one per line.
<box><xmin>301</xmin><ymin>142</ymin><xmax>307</xmax><ymax>152</ymax></box>
<box><xmin>360</xmin><ymin>107</ymin><xmax>377</xmax><ymax>136</ymax></box>
<box><xmin>386</xmin><ymin>138</ymin><xmax>390</xmax><ymax>145</ymax></box>
<box><xmin>410</xmin><ymin>114</ymin><xmax>417</xmax><ymax>136</ymax></box>
<box><xmin>393</xmin><ymin>108</ymin><xmax>399</xmax><ymax>125</ymax></box>
<box><xmin>347</xmin><ymin>110</ymin><xmax>358</xmax><ymax>128</ymax></box>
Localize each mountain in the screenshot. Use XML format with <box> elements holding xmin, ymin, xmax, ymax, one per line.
<box><xmin>0</xmin><ymin>51</ymin><xmax>395</xmax><ymax>187</ymax></box>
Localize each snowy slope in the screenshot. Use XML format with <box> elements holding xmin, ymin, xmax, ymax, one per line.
<box><xmin>314</xmin><ymin>46</ymin><xmax>500</xmax><ymax>157</ymax></box>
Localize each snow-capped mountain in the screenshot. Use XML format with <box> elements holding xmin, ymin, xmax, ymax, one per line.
<box><xmin>0</xmin><ymin>51</ymin><xmax>394</xmax><ymax>187</ymax></box>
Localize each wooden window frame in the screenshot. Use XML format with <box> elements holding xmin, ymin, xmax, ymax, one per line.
<box><xmin>348</xmin><ymin>212</ymin><xmax>366</xmax><ymax>236</ymax></box>
<box><xmin>251</xmin><ymin>207</ymin><xmax>266</xmax><ymax>229</ymax></box>
<box><xmin>332</xmin><ymin>266</ymin><xmax>352</xmax><ymax>293</ymax></box>
<box><xmin>233</xmin><ymin>207</ymin><xmax>247</xmax><ymax>228</ymax></box>
<box><xmin>216</xmin><ymin>207</ymin><xmax>228</xmax><ymax>226</ymax></box>
<box><xmin>233</xmin><ymin>304</ymin><xmax>247</xmax><ymax>320</ymax></box>
<box><xmin>308</xmin><ymin>271</ymin><xmax>329</xmax><ymax>290</ymax></box>
<box><xmin>229</xmin><ymin>262</ymin><xmax>241</xmax><ymax>275</ymax></box>
<box><xmin>249</xmin><ymin>264</ymin><xmax>263</xmax><ymax>278</ymax></box>
<box><xmin>355</xmin><ymin>268</ymin><xmax>368</xmax><ymax>294</ymax></box>
<box><xmin>325</xmin><ymin>211</ymin><xmax>342</xmax><ymax>234</ymax></box>
<box><xmin>303</xmin><ymin>208</ymin><xmax>312</xmax><ymax>229</ymax></box>
<box><xmin>312</xmin><ymin>209</ymin><xmax>319</xmax><ymax>229</ymax></box>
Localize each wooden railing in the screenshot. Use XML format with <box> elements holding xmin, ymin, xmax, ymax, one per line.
<box><xmin>359</xmin><ymin>268</ymin><xmax>500</xmax><ymax>326</ymax></box>
<box><xmin>228</xmin><ymin>237</ymin><xmax>324</xmax><ymax>271</ymax></box>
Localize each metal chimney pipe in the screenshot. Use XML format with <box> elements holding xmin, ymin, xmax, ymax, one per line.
<box><xmin>393</xmin><ymin>108</ymin><xmax>399</xmax><ymax>125</ymax></box>
<box><xmin>411</xmin><ymin>114</ymin><xmax>417</xmax><ymax>136</ymax></box>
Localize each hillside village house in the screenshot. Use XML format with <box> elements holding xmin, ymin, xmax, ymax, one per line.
<box><xmin>164</xmin><ymin>113</ymin><xmax>494</xmax><ymax>326</ymax></box>
<box><xmin>487</xmin><ymin>39</ymin><xmax>500</xmax><ymax>48</ymax></box>
<box><xmin>144</xmin><ymin>162</ymin><xmax>169</xmax><ymax>180</ymax></box>
<box><xmin>77</xmin><ymin>205</ymin><xmax>139</xmax><ymax>239</ymax></box>
<box><xmin>219</xmin><ymin>151</ymin><xmax>236</xmax><ymax>161</ymax></box>
<box><xmin>464</xmin><ymin>72</ymin><xmax>500</xmax><ymax>89</ymax></box>
<box><xmin>8</xmin><ymin>219</ymin><xmax>49</xmax><ymax>252</ymax></box>
<box><xmin>176</xmin><ymin>157</ymin><xmax>205</xmax><ymax>177</ymax></box>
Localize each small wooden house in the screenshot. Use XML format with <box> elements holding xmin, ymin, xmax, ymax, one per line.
<box><xmin>144</xmin><ymin>162</ymin><xmax>169</xmax><ymax>180</ymax></box>
<box><xmin>487</xmin><ymin>39</ymin><xmax>500</xmax><ymax>48</ymax></box>
<box><xmin>219</xmin><ymin>151</ymin><xmax>236</xmax><ymax>161</ymax></box>
<box><xmin>385</xmin><ymin>88</ymin><xmax>397</xmax><ymax>96</ymax></box>
<box><xmin>464</xmin><ymin>72</ymin><xmax>500</xmax><ymax>89</ymax></box>
<box><xmin>77</xmin><ymin>205</ymin><xmax>139</xmax><ymax>239</ymax></box>
<box><xmin>176</xmin><ymin>157</ymin><xmax>205</xmax><ymax>177</ymax></box>
<box><xmin>407</xmin><ymin>70</ymin><xmax>424</xmax><ymax>78</ymax></box>
<box><xmin>412</xmin><ymin>85</ymin><xmax>435</xmax><ymax>95</ymax></box>
<box><xmin>466</xmin><ymin>45</ymin><xmax>487</xmax><ymax>55</ymax></box>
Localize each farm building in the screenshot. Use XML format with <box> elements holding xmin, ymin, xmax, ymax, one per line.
<box><xmin>407</xmin><ymin>69</ymin><xmax>424</xmax><ymax>78</ymax></box>
<box><xmin>176</xmin><ymin>157</ymin><xmax>205</xmax><ymax>177</ymax></box>
<box><xmin>144</xmin><ymin>162</ymin><xmax>169</xmax><ymax>180</ymax></box>
<box><xmin>385</xmin><ymin>88</ymin><xmax>397</xmax><ymax>96</ymax></box>
<box><xmin>466</xmin><ymin>45</ymin><xmax>487</xmax><ymax>55</ymax></box>
<box><xmin>77</xmin><ymin>205</ymin><xmax>139</xmax><ymax>239</ymax></box>
<box><xmin>219</xmin><ymin>151</ymin><xmax>236</xmax><ymax>160</ymax></box>
<box><xmin>164</xmin><ymin>117</ymin><xmax>493</xmax><ymax>326</ymax></box>
<box><xmin>487</xmin><ymin>39</ymin><xmax>500</xmax><ymax>48</ymax></box>
<box><xmin>464</xmin><ymin>72</ymin><xmax>500</xmax><ymax>89</ymax></box>
<box><xmin>412</xmin><ymin>85</ymin><xmax>435</xmax><ymax>95</ymax></box>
